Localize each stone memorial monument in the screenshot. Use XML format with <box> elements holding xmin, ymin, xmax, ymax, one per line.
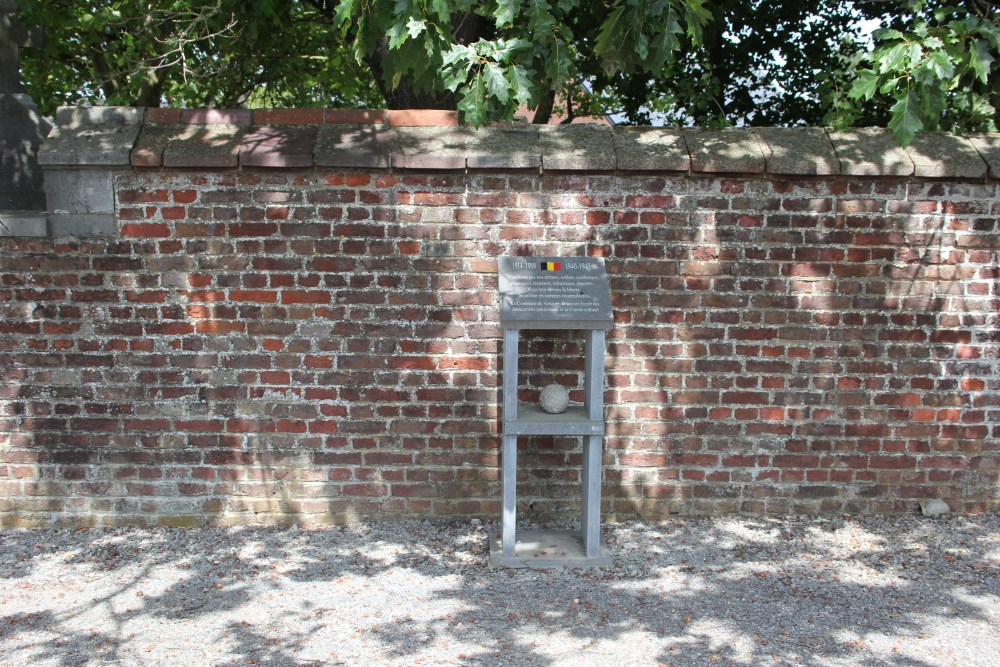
<box><xmin>0</xmin><ymin>0</ymin><xmax>50</xmax><ymax>236</ymax></box>
<box><xmin>492</xmin><ymin>256</ymin><xmax>614</xmax><ymax>567</ymax></box>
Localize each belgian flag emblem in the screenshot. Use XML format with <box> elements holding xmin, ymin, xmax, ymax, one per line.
<box><xmin>540</xmin><ymin>261</ymin><xmax>561</xmax><ymax>271</ymax></box>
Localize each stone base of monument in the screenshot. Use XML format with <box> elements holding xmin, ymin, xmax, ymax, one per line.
<box><xmin>0</xmin><ymin>210</ymin><xmax>47</xmax><ymax>236</ymax></box>
<box><xmin>488</xmin><ymin>528</ymin><xmax>610</xmax><ymax>569</ymax></box>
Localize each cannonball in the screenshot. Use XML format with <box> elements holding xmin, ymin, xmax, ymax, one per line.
<box><xmin>539</xmin><ymin>383</ymin><xmax>570</xmax><ymax>414</ymax></box>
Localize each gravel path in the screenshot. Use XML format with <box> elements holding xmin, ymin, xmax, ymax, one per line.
<box><xmin>1</xmin><ymin>515</ymin><xmax>997</xmax><ymax>666</ymax></box>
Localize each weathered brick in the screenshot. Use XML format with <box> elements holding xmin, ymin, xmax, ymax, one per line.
<box><xmin>1</xmin><ymin>152</ymin><xmax>997</xmax><ymax>526</ymax></box>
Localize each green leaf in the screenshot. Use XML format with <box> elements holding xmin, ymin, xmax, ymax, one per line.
<box><xmin>873</xmin><ymin>28</ymin><xmax>905</xmax><ymax>41</ymax></box>
<box><xmin>848</xmin><ymin>69</ymin><xmax>879</xmax><ymax>100</ymax></box>
<box><xmin>926</xmin><ymin>50</ymin><xmax>956</xmax><ymax>81</ymax></box>
<box><xmin>683</xmin><ymin>0</ymin><xmax>712</xmax><ymax>43</ymax></box>
<box><xmin>651</xmin><ymin>4</ymin><xmax>684</xmax><ymax>64</ymax></box>
<box><xmin>509</xmin><ymin>64</ymin><xmax>533</xmax><ymax>105</ymax></box>
<box><xmin>879</xmin><ymin>76</ymin><xmax>900</xmax><ymax>95</ymax></box>
<box><xmin>967</xmin><ymin>38</ymin><xmax>994</xmax><ymax>84</ymax></box>
<box><xmin>333</xmin><ymin>0</ymin><xmax>358</xmax><ymax>29</ymax></box>
<box><xmin>387</xmin><ymin>23</ymin><xmax>408</xmax><ymax>50</ymax></box>
<box><xmin>484</xmin><ymin>62</ymin><xmax>510</xmax><ymax>103</ymax></box>
<box><xmin>593</xmin><ymin>5</ymin><xmax>627</xmax><ymax>64</ymax></box>
<box><xmin>525</xmin><ymin>0</ymin><xmax>556</xmax><ymax>33</ymax></box>
<box><xmin>879</xmin><ymin>43</ymin><xmax>909</xmax><ymax>74</ymax></box>
<box><xmin>406</xmin><ymin>18</ymin><xmax>427</xmax><ymax>39</ymax></box>
<box><xmin>431</xmin><ymin>0</ymin><xmax>451</xmax><ymax>21</ymax></box>
<box><xmin>495</xmin><ymin>0</ymin><xmax>522</xmax><ymax>27</ymax></box>
<box><xmin>888</xmin><ymin>90</ymin><xmax>923</xmax><ymax>147</ymax></box>
<box><xmin>441</xmin><ymin>49</ymin><xmax>476</xmax><ymax>91</ymax></box>
<box><xmin>458</xmin><ymin>71</ymin><xmax>489</xmax><ymax>126</ymax></box>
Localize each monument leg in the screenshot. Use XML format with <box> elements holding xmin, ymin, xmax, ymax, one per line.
<box><xmin>581</xmin><ymin>434</ymin><xmax>602</xmax><ymax>557</ymax></box>
<box><xmin>501</xmin><ymin>433</ymin><xmax>517</xmax><ymax>557</ymax></box>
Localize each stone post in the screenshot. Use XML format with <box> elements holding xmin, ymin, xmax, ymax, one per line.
<box><xmin>38</xmin><ymin>107</ymin><xmax>144</xmax><ymax>236</ymax></box>
<box><xmin>0</xmin><ymin>0</ymin><xmax>50</xmax><ymax>236</ymax></box>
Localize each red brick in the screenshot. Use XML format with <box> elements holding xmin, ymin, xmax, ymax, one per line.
<box><xmin>230</xmin><ymin>290</ymin><xmax>277</xmax><ymax>303</ymax></box>
<box><xmin>281</xmin><ymin>290</ymin><xmax>330</xmax><ymax>304</ymax></box>
<box><xmin>229</xmin><ymin>223</ymin><xmax>278</xmax><ymax>237</ymax></box>
<box><xmin>122</xmin><ymin>223</ymin><xmax>170</xmax><ymax>238</ymax></box>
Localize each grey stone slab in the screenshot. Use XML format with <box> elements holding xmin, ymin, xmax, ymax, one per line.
<box><xmin>540</xmin><ymin>124</ymin><xmax>616</xmax><ymax>171</ymax></box>
<box><xmin>40</xmin><ymin>106</ymin><xmax>142</xmax><ymax>167</ymax></box>
<box><xmin>0</xmin><ymin>210</ymin><xmax>47</xmax><ymax>236</ymax></box>
<box><xmin>755</xmin><ymin>127</ymin><xmax>839</xmax><ymax>176</ymax></box>
<box><xmin>162</xmin><ymin>125</ymin><xmax>244</xmax><ymax>168</ymax></box>
<box><xmin>966</xmin><ymin>134</ymin><xmax>1000</xmax><ymax>180</ymax></box>
<box><xmin>49</xmin><ymin>213</ymin><xmax>115</xmax><ymax>237</ymax></box>
<box><xmin>0</xmin><ymin>93</ymin><xmax>48</xmax><ymax>209</ymax></box>
<box><xmin>488</xmin><ymin>529</ymin><xmax>611</xmax><ymax>569</ymax></box>
<box><xmin>905</xmin><ymin>133</ymin><xmax>987</xmax><ymax>178</ymax></box>
<box><xmin>499</xmin><ymin>256</ymin><xmax>613</xmax><ymax>330</ymax></box>
<box><xmin>391</xmin><ymin>126</ymin><xmax>471</xmax><ymax>170</ymax></box>
<box><xmin>919</xmin><ymin>499</ymin><xmax>950</xmax><ymax>517</ymax></box>
<box><xmin>504</xmin><ymin>405</ymin><xmax>604</xmax><ymax>436</ymax></box>
<box><xmin>54</xmin><ymin>106</ymin><xmax>143</xmax><ymax>127</ymax></box>
<box><xmin>686</xmin><ymin>129</ymin><xmax>766</xmax><ymax>174</ymax></box>
<box><xmin>314</xmin><ymin>125</ymin><xmax>391</xmax><ymax>169</ymax></box>
<box><xmin>466</xmin><ymin>125</ymin><xmax>540</xmax><ymax>169</ymax></box>
<box><xmin>829</xmin><ymin>128</ymin><xmax>914</xmax><ymax>176</ymax></box>
<box><xmin>613</xmin><ymin>127</ymin><xmax>690</xmax><ymax>171</ymax></box>
<box><xmin>240</xmin><ymin>126</ymin><xmax>318</xmax><ymax>168</ymax></box>
<box><xmin>43</xmin><ymin>168</ymin><xmax>114</xmax><ymax>215</ymax></box>
<box><xmin>131</xmin><ymin>124</ymin><xmax>176</xmax><ymax>167</ymax></box>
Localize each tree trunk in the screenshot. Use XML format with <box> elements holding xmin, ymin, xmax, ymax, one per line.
<box><xmin>532</xmin><ymin>88</ymin><xmax>556</xmax><ymax>124</ymax></box>
<box><xmin>364</xmin><ymin>50</ymin><xmax>456</xmax><ymax>109</ymax></box>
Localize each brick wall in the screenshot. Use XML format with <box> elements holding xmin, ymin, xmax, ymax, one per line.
<box><xmin>0</xmin><ymin>111</ymin><xmax>998</xmax><ymax>526</ymax></box>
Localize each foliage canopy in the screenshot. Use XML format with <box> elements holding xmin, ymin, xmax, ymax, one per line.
<box><xmin>17</xmin><ymin>0</ymin><xmax>1000</xmax><ymax>145</ymax></box>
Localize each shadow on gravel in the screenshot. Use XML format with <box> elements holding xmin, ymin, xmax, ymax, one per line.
<box><xmin>0</xmin><ymin>517</ymin><xmax>997</xmax><ymax>666</ymax></box>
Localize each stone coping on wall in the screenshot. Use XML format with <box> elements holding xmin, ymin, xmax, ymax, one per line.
<box><xmin>36</xmin><ymin>106</ymin><xmax>1000</xmax><ymax>180</ymax></box>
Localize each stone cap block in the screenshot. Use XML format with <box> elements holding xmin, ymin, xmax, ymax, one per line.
<box><xmin>540</xmin><ymin>124</ymin><xmax>616</xmax><ymax>171</ymax></box>
<box><xmin>180</xmin><ymin>109</ymin><xmax>252</xmax><ymax>126</ymax></box>
<box><xmin>966</xmin><ymin>134</ymin><xmax>1000</xmax><ymax>179</ymax></box>
<box><xmin>240</xmin><ymin>126</ymin><xmax>318</xmax><ymax>168</ymax></box>
<box><xmin>327</xmin><ymin>109</ymin><xmax>388</xmax><ymax>125</ymax></box>
<box><xmin>54</xmin><ymin>106</ymin><xmax>144</xmax><ymax>127</ymax></box>
<box><xmin>905</xmin><ymin>133</ymin><xmax>988</xmax><ymax>179</ymax></box>
<box><xmin>130</xmin><ymin>124</ymin><xmax>175</xmax><ymax>168</ymax></box>
<box><xmin>388</xmin><ymin>109</ymin><xmax>459</xmax><ymax>127</ymax></box>
<box><xmin>145</xmin><ymin>108</ymin><xmax>181</xmax><ymax>125</ymax></box>
<box><xmin>686</xmin><ymin>129</ymin><xmax>765</xmax><ymax>174</ymax></box>
<box><xmin>391</xmin><ymin>126</ymin><xmax>471</xmax><ymax>169</ymax></box>
<box><xmin>314</xmin><ymin>125</ymin><xmax>391</xmax><ymax>168</ymax></box>
<box><xmin>613</xmin><ymin>127</ymin><xmax>689</xmax><ymax>172</ymax></box>
<box><xmin>252</xmin><ymin>108</ymin><xmax>326</xmax><ymax>125</ymax></box>
<box><xmin>467</xmin><ymin>125</ymin><xmax>541</xmax><ymax>169</ymax></box>
<box><xmin>755</xmin><ymin>127</ymin><xmax>839</xmax><ymax>176</ymax></box>
<box><xmin>829</xmin><ymin>128</ymin><xmax>913</xmax><ymax>176</ymax></box>
<box><xmin>35</xmin><ymin>106</ymin><xmax>1000</xmax><ymax>178</ymax></box>
<box><xmin>162</xmin><ymin>125</ymin><xmax>245</xmax><ymax>168</ymax></box>
<box><xmin>39</xmin><ymin>106</ymin><xmax>143</xmax><ymax>166</ymax></box>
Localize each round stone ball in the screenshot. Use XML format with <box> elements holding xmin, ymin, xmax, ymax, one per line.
<box><xmin>539</xmin><ymin>383</ymin><xmax>570</xmax><ymax>414</ymax></box>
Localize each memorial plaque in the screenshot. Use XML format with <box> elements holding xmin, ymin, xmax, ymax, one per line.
<box><xmin>499</xmin><ymin>256</ymin><xmax>613</xmax><ymax>330</ymax></box>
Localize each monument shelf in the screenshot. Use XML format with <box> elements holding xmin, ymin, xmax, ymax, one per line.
<box><xmin>493</xmin><ymin>256</ymin><xmax>613</xmax><ymax>568</ymax></box>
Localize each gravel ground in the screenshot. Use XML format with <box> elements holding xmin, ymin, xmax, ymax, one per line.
<box><xmin>0</xmin><ymin>515</ymin><xmax>998</xmax><ymax>667</ymax></box>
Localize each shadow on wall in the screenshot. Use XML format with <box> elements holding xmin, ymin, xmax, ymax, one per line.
<box><xmin>0</xmin><ymin>517</ymin><xmax>997</xmax><ymax>665</ymax></box>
